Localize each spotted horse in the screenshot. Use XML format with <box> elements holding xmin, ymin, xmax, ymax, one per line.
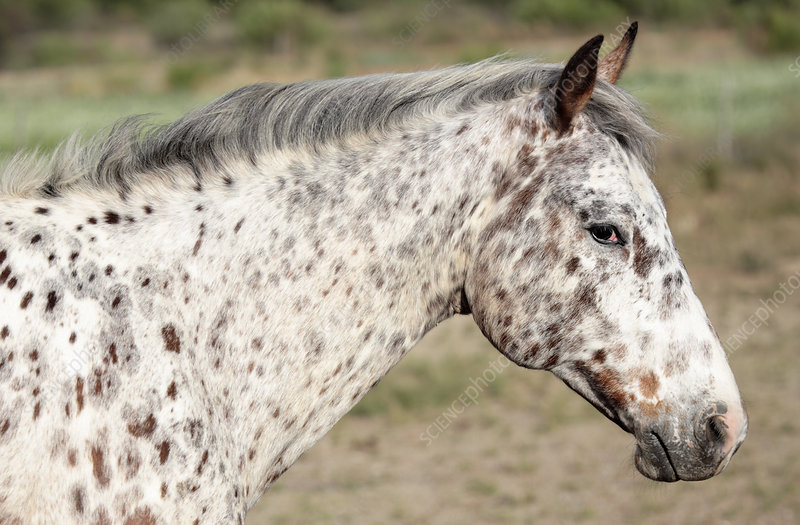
<box><xmin>0</xmin><ymin>23</ymin><xmax>746</xmax><ymax>524</ymax></box>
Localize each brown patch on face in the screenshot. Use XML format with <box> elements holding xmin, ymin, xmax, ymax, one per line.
<box><xmin>664</xmin><ymin>341</ymin><xmax>690</xmax><ymax>377</ymax></box>
<box><xmin>592</xmin><ymin>367</ymin><xmax>629</xmax><ymax>409</ymax></box>
<box><xmin>660</xmin><ymin>271</ymin><xmax>685</xmax><ymax>318</ymax></box>
<box><xmin>565</xmin><ymin>257</ymin><xmax>580</xmax><ymax>274</ymax></box>
<box><xmin>576</xmin><ymin>283</ymin><xmax>597</xmax><ymax>309</ymax></box>
<box><xmin>501</xmin><ymin>180</ymin><xmax>542</xmax><ymax>228</ymax></box>
<box><xmin>638</xmin><ymin>370</ymin><xmax>660</xmax><ymax>399</ymax></box>
<box><xmin>639</xmin><ymin>399</ymin><xmax>662</xmax><ymax>418</ymax></box>
<box><xmin>609</xmin><ymin>344</ymin><xmax>627</xmax><ymax>359</ymax></box>
<box><xmin>591</xmin><ymin>349</ymin><xmax>606</xmax><ymax>364</ymax></box>
<box><xmin>575</xmin><ymin>362</ymin><xmax>629</xmax><ymax>416</ymax></box>
<box><xmin>697</xmin><ymin>341</ymin><xmax>713</xmax><ymax>365</ymax></box>
<box><xmin>632</xmin><ymin>227</ymin><xmax>661</xmax><ymax>279</ymax></box>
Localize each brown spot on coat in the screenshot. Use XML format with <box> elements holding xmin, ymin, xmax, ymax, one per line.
<box><xmin>633</xmin><ymin>227</ymin><xmax>660</xmax><ymax>278</ymax></box>
<box><xmin>166</xmin><ymin>381</ymin><xmax>177</xmax><ymax>399</ymax></box>
<box><xmin>196</xmin><ymin>449</ymin><xmax>209</xmax><ymax>474</ymax></box>
<box><xmin>161</xmin><ymin>325</ymin><xmax>181</xmax><ymax>353</ymax></box>
<box><xmin>638</xmin><ymin>370</ymin><xmax>660</xmax><ymax>398</ymax></box>
<box><xmin>91</xmin><ymin>446</ymin><xmax>111</xmax><ymax>487</ymax></box>
<box><xmin>91</xmin><ymin>507</ymin><xmax>112</xmax><ymax>525</ymax></box>
<box><xmin>127</xmin><ymin>413</ymin><xmax>156</xmax><ymax>438</ymax></box>
<box><xmin>566</xmin><ymin>257</ymin><xmax>580</xmax><ymax>274</ymax></box>
<box><xmin>158</xmin><ymin>440</ymin><xmax>170</xmax><ymax>464</ymax></box>
<box><xmin>20</xmin><ymin>291</ymin><xmax>33</xmax><ymax>309</ymax></box>
<box><xmin>72</xmin><ymin>486</ymin><xmax>85</xmax><ymax>515</ymax></box>
<box><xmin>119</xmin><ymin>447</ymin><xmax>142</xmax><ymax>480</ymax></box>
<box><xmin>123</xmin><ymin>507</ymin><xmax>156</xmax><ymax>525</ymax></box>
<box><xmin>45</xmin><ymin>290</ymin><xmax>59</xmax><ymax>312</ymax></box>
<box><xmin>76</xmin><ymin>377</ymin><xmax>84</xmax><ymax>412</ymax></box>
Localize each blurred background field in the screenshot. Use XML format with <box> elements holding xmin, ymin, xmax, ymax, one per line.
<box><xmin>1</xmin><ymin>1</ymin><xmax>798</xmax><ymax>524</ymax></box>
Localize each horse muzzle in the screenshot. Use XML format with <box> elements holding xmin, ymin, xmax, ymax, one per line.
<box><xmin>633</xmin><ymin>405</ymin><xmax>748</xmax><ymax>482</ymax></box>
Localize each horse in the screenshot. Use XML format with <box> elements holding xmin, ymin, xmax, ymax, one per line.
<box><xmin>0</xmin><ymin>23</ymin><xmax>747</xmax><ymax>524</ymax></box>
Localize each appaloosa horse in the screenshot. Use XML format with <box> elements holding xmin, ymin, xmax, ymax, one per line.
<box><xmin>0</xmin><ymin>23</ymin><xmax>746</xmax><ymax>524</ymax></box>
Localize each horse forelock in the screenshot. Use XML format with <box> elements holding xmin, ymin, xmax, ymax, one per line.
<box><xmin>0</xmin><ymin>57</ymin><xmax>657</xmax><ymax>199</ymax></box>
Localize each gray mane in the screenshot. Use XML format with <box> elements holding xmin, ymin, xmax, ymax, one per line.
<box><xmin>0</xmin><ymin>58</ymin><xmax>656</xmax><ymax>197</ymax></box>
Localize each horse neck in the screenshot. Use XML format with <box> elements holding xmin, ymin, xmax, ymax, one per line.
<box><xmin>223</xmin><ymin>106</ymin><xmax>526</xmax><ymax>499</ymax></box>
<box><xmin>2</xmin><ymin>101</ymin><xmax>522</xmax><ymax>504</ymax></box>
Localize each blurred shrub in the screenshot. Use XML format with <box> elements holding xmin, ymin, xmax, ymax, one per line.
<box><xmin>763</xmin><ymin>7</ymin><xmax>800</xmax><ymax>52</ymax></box>
<box><xmin>309</xmin><ymin>0</ymin><xmax>373</xmax><ymax>12</ymax></box>
<box><xmin>145</xmin><ymin>0</ymin><xmax>210</xmax><ymax>46</ymax></box>
<box><xmin>512</xmin><ymin>0</ymin><xmax>624</xmax><ymax>29</ymax></box>
<box><xmin>613</xmin><ymin>0</ymin><xmax>731</xmax><ymax>25</ymax></box>
<box><xmin>29</xmin><ymin>33</ymin><xmax>85</xmax><ymax>67</ymax></box>
<box><xmin>166</xmin><ymin>58</ymin><xmax>227</xmax><ymax>90</ymax></box>
<box><xmin>1</xmin><ymin>0</ymin><xmax>94</xmax><ymax>29</ymax></box>
<box><xmin>234</xmin><ymin>0</ymin><xmax>329</xmax><ymax>52</ymax></box>
<box><xmin>732</xmin><ymin>0</ymin><xmax>800</xmax><ymax>53</ymax></box>
<box><xmin>0</xmin><ymin>0</ymin><xmax>93</xmax><ymax>63</ymax></box>
<box><xmin>699</xmin><ymin>158</ymin><xmax>722</xmax><ymax>192</ymax></box>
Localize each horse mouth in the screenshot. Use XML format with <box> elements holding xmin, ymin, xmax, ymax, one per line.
<box><xmin>634</xmin><ymin>431</ymin><xmax>679</xmax><ymax>482</ymax></box>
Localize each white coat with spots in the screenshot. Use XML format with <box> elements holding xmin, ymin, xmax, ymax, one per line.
<box><xmin>0</xmin><ymin>24</ymin><xmax>746</xmax><ymax>524</ymax></box>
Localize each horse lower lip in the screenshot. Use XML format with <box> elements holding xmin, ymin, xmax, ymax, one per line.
<box><xmin>635</xmin><ymin>435</ymin><xmax>679</xmax><ymax>482</ymax></box>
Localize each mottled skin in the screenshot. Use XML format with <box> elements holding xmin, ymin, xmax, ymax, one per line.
<box><xmin>0</xmin><ymin>27</ymin><xmax>746</xmax><ymax>524</ymax></box>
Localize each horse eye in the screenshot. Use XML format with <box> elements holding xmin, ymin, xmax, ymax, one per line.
<box><xmin>588</xmin><ymin>224</ymin><xmax>621</xmax><ymax>245</ymax></box>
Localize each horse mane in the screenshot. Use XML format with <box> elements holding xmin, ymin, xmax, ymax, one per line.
<box><xmin>0</xmin><ymin>57</ymin><xmax>657</xmax><ymax>198</ymax></box>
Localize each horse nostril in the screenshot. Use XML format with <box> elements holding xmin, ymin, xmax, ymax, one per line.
<box><xmin>705</xmin><ymin>415</ymin><xmax>728</xmax><ymax>446</ymax></box>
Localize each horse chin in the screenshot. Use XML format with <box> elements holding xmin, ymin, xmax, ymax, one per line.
<box><xmin>633</xmin><ymin>434</ymin><xmax>679</xmax><ymax>482</ymax></box>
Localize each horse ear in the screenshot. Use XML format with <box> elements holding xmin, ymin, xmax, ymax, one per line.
<box><xmin>598</xmin><ymin>21</ymin><xmax>638</xmax><ymax>84</ymax></box>
<box><xmin>552</xmin><ymin>34</ymin><xmax>603</xmax><ymax>134</ymax></box>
